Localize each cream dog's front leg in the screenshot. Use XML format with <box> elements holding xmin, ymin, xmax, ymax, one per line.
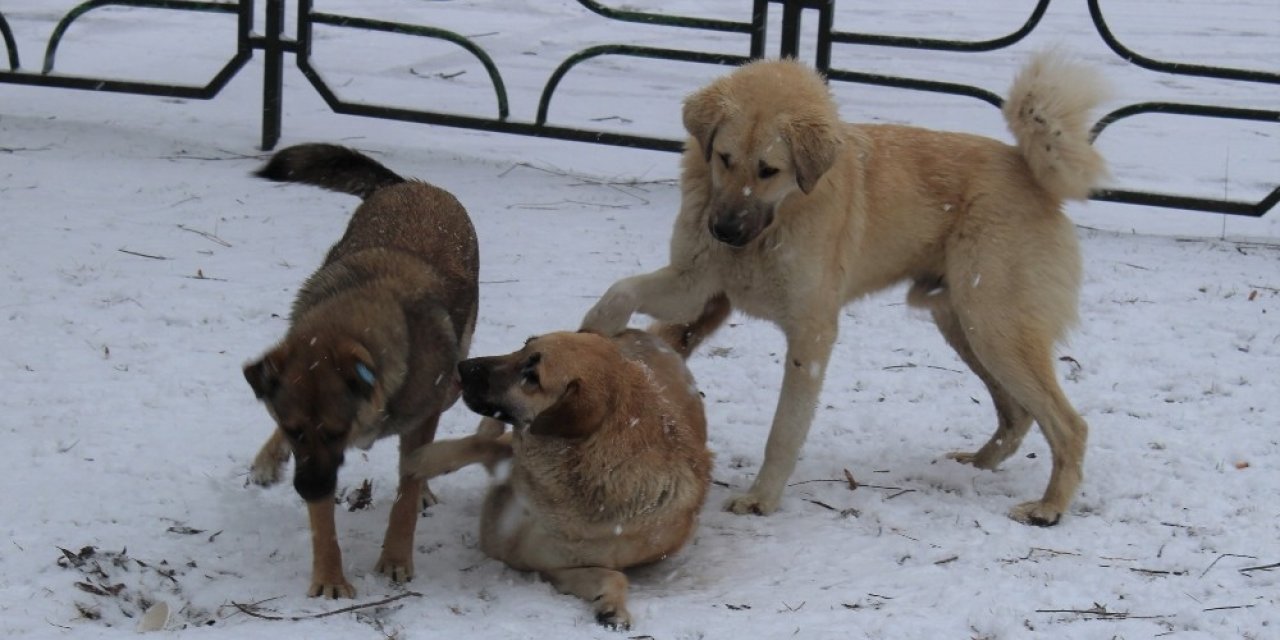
<box><xmin>581</xmin><ymin>265</ymin><xmax>717</xmax><ymax>334</ymax></box>
<box><xmin>725</xmin><ymin>317</ymin><xmax>838</xmax><ymax>515</ymax></box>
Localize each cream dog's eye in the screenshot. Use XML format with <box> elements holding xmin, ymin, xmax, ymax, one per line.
<box><xmin>758</xmin><ymin>163</ymin><xmax>779</xmax><ymax>179</ymax></box>
<box><xmin>718</xmin><ymin>152</ymin><xmax>732</xmax><ymax>168</ymax></box>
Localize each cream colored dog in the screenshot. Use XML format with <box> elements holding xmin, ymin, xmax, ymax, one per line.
<box><xmin>582</xmin><ymin>52</ymin><xmax>1107</xmax><ymax>526</ymax></box>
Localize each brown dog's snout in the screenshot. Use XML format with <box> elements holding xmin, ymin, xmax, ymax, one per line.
<box><xmin>293</xmin><ymin>454</ymin><xmax>342</xmax><ymax>502</ymax></box>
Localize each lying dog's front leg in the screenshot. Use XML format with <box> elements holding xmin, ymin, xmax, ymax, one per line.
<box><xmin>544</xmin><ymin>566</ymin><xmax>632</xmax><ymax>631</ymax></box>
<box><xmin>402</xmin><ymin>430</ymin><xmax>513</xmax><ymax>480</ymax></box>
<box><xmin>306</xmin><ymin>497</ymin><xmax>354</xmax><ymax>598</ymax></box>
<box><xmin>581</xmin><ymin>266</ymin><xmax>717</xmax><ymax>335</ymax></box>
<box><xmin>725</xmin><ymin>317</ymin><xmax>838</xmax><ymax>516</ymax></box>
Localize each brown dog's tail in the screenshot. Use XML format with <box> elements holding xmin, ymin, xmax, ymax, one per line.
<box><xmin>254</xmin><ymin>143</ymin><xmax>404</xmax><ymax>200</ymax></box>
<box><xmin>650</xmin><ymin>294</ymin><xmax>732</xmax><ymax>360</ymax></box>
<box><xmin>1002</xmin><ymin>50</ymin><xmax>1109</xmax><ymax>202</ymax></box>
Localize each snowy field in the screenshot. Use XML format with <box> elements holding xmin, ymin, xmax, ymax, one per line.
<box><xmin>1</xmin><ymin>1</ymin><xmax>1278</xmax><ymax>638</ymax></box>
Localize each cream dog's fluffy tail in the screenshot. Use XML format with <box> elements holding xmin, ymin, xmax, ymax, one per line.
<box><xmin>1003</xmin><ymin>51</ymin><xmax>1109</xmax><ymax>201</ymax></box>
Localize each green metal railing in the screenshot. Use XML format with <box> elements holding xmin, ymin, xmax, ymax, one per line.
<box><xmin>1</xmin><ymin>0</ymin><xmax>1275</xmax><ymax>217</ymax></box>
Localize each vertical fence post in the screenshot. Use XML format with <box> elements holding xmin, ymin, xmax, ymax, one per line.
<box><xmin>756</xmin><ymin>0</ymin><xmax>835</xmax><ymax>70</ymax></box>
<box><xmin>260</xmin><ymin>0</ymin><xmax>284</xmax><ymax>151</ymax></box>
<box><xmin>779</xmin><ymin>0</ymin><xmax>803</xmax><ymax>59</ymax></box>
<box><xmin>814</xmin><ymin>0</ymin><xmax>833</xmax><ymax>72</ymax></box>
<box><xmin>750</xmin><ymin>0</ymin><xmax>768</xmax><ymax>59</ymax></box>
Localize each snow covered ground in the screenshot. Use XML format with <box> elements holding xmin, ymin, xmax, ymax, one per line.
<box><xmin>1</xmin><ymin>1</ymin><xmax>1277</xmax><ymax>638</ymax></box>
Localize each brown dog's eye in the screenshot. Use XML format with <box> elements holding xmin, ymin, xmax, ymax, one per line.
<box><xmin>718</xmin><ymin>152</ymin><xmax>732</xmax><ymax>168</ymax></box>
<box><xmin>758</xmin><ymin>163</ymin><xmax>779</xmax><ymax>179</ymax></box>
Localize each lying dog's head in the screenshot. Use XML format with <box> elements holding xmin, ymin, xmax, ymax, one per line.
<box><xmin>683</xmin><ymin>59</ymin><xmax>843</xmax><ymax>247</ymax></box>
<box><xmin>457</xmin><ymin>331</ymin><xmax>618</xmax><ymax>440</ymax></box>
<box><xmin>244</xmin><ymin>334</ymin><xmax>385</xmax><ymax>502</ymax></box>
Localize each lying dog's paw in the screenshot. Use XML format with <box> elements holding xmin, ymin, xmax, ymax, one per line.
<box><xmin>308</xmin><ymin>579</ymin><xmax>356</xmax><ymax>599</ymax></box>
<box><xmin>723</xmin><ymin>491</ymin><xmax>779</xmax><ymax>516</ymax></box>
<box><xmin>475</xmin><ymin>416</ymin><xmax>505</xmax><ymax>439</ymax></box>
<box><xmin>595</xmin><ymin>606</ymin><xmax>632</xmax><ymax>631</ymax></box>
<box><xmin>1009</xmin><ymin>500</ymin><xmax>1063</xmax><ymax>527</ymax></box>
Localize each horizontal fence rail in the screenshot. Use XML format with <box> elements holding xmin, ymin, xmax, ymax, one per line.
<box><xmin>1</xmin><ymin>0</ymin><xmax>1275</xmax><ymax>217</ymax></box>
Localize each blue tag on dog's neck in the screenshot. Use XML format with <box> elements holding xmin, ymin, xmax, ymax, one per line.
<box><xmin>355</xmin><ymin>361</ymin><xmax>376</xmax><ymax>386</ymax></box>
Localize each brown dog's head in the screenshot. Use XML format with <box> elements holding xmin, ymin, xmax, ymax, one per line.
<box><xmin>683</xmin><ymin>59</ymin><xmax>843</xmax><ymax>247</ymax></box>
<box><xmin>244</xmin><ymin>334</ymin><xmax>383</xmax><ymax>502</ymax></box>
<box><xmin>457</xmin><ymin>331</ymin><xmax>619</xmax><ymax>440</ymax></box>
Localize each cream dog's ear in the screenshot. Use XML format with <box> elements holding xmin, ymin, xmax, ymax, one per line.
<box><xmin>682</xmin><ymin>82</ymin><xmax>731</xmax><ymax>163</ymax></box>
<box><xmin>781</xmin><ymin>108</ymin><xmax>841</xmax><ymax>194</ymax></box>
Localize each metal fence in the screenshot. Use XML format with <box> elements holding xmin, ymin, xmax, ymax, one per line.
<box><xmin>1</xmin><ymin>0</ymin><xmax>1276</xmax><ymax>217</ymax></box>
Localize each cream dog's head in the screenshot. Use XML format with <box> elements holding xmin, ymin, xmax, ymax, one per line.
<box><xmin>683</xmin><ymin>59</ymin><xmax>843</xmax><ymax>247</ymax></box>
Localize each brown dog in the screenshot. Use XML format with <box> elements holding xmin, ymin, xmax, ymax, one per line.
<box><xmin>404</xmin><ymin>298</ymin><xmax>727</xmax><ymax>629</ymax></box>
<box><xmin>582</xmin><ymin>52</ymin><xmax>1107</xmax><ymax>526</ymax></box>
<box><xmin>243</xmin><ymin>143</ymin><xmax>478</xmax><ymax>597</ymax></box>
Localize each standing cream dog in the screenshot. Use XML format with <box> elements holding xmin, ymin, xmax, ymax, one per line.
<box><xmin>582</xmin><ymin>52</ymin><xmax>1107</xmax><ymax>526</ymax></box>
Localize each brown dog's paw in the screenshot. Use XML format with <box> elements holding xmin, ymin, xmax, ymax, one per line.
<box><xmin>1009</xmin><ymin>500</ymin><xmax>1063</xmax><ymax>527</ymax></box>
<box><xmin>308</xmin><ymin>579</ymin><xmax>356</xmax><ymax>599</ymax></box>
<box><xmin>247</xmin><ymin>459</ymin><xmax>285</xmax><ymax>487</ymax></box>
<box><xmin>594</xmin><ymin>606</ymin><xmax>632</xmax><ymax>631</ymax></box>
<box><xmin>374</xmin><ymin>557</ymin><xmax>415</xmax><ymax>583</ymax></box>
<box><xmin>723</xmin><ymin>491</ymin><xmax>779</xmax><ymax>516</ymax></box>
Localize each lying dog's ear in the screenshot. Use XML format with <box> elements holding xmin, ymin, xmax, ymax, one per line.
<box><xmin>781</xmin><ymin>109</ymin><xmax>841</xmax><ymax>194</ymax></box>
<box><xmin>529</xmin><ymin>380</ymin><xmax>604</xmax><ymax>439</ymax></box>
<box><xmin>244</xmin><ymin>348</ymin><xmax>286</xmax><ymax>399</ymax></box>
<box><xmin>683</xmin><ymin>83</ymin><xmax>730</xmax><ymax>163</ymax></box>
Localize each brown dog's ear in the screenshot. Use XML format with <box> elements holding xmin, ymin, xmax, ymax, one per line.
<box><xmin>781</xmin><ymin>109</ymin><xmax>841</xmax><ymax>194</ymax></box>
<box><xmin>683</xmin><ymin>82</ymin><xmax>730</xmax><ymax>163</ymax></box>
<box><xmin>244</xmin><ymin>348</ymin><xmax>286</xmax><ymax>399</ymax></box>
<box><xmin>528</xmin><ymin>380</ymin><xmax>605</xmax><ymax>439</ymax></box>
<box><xmin>338</xmin><ymin>343</ymin><xmax>377</xmax><ymax>401</ymax></box>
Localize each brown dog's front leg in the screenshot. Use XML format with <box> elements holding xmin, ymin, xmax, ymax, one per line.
<box><xmin>248</xmin><ymin>428</ymin><xmax>291</xmax><ymax>487</ymax></box>
<box><xmin>375</xmin><ymin>417</ymin><xmax>437</xmax><ymax>583</ymax></box>
<box><xmin>306</xmin><ymin>497</ymin><xmax>354</xmax><ymax>598</ymax></box>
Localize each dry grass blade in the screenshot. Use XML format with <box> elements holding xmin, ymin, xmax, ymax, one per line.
<box><xmin>229</xmin><ymin>591</ymin><xmax>423</xmax><ymax>621</ymax></box>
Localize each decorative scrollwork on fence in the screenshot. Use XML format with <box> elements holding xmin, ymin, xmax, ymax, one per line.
<box><xmin>0</xmin><ymin>0</ymin><xmax>1274</xmax><ymax>217</ymax></box>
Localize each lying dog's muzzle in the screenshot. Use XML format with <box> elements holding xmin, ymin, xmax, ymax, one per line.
<box><xmin>457</xmin><ymin>358</ymin><xmax>516</xmax><ymax>424</ymax></box>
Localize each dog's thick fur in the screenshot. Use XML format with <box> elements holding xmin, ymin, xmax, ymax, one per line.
<box><xmin>582</xmin><ymin>52</ymin><xmax>1107</xmax><ymax>526</ymax></box>
<box><xmin>243</xmin><ymin>143</ymin><xmax>478</xmax><ymax>597</ymax></box>
<box><xmin>403</xmin><ymin>297</ymin><xmax>727</xmax><ymax>629</ymax></box>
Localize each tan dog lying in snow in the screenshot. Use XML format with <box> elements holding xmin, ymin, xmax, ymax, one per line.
<box><xmin>404</xmin><ymin>298</ymin><xmax>727</xmax><ymax>629</ymax></box>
